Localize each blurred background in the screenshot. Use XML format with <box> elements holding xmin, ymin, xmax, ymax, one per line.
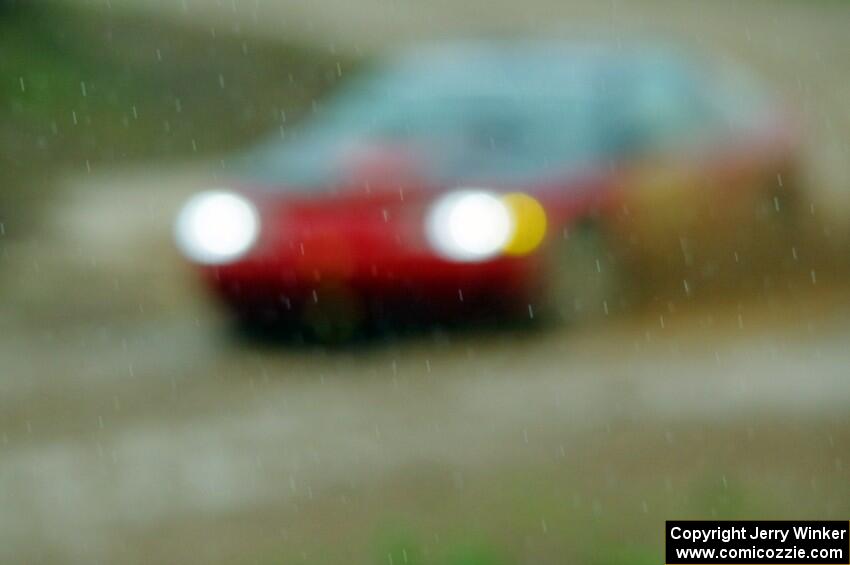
<box><xmin>1</xmin><ymin>0</ymin><xmax>849</xmax><ymax>563</ymax></box>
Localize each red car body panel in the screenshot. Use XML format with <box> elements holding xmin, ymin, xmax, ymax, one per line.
<box><xmin>193</xmin><ymin>113</ymin><xmax>798</xmax><ymax>325</ymax></box>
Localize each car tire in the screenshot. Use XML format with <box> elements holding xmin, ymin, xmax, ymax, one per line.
<box><xmin>539</xmin><ymin>222</ymin><xmax>631</xmax><ymax>326</ymax></box>
<box><xmin>756</xmin><ymin>171</ymin><xmax>802</xmax><ymax>234</ymax></box>
<box><xmin>748</xmin><ymin>170</ymin><xmax>805</xmax><ymax>275</ymax></box>
<box><xmin>231</xmin><ymin>306</ymin><xmax>308</xmax><ymax>345</ymax></box>
<box><xmin>300</xmin><ymin>283</ymin><xmax>366</xmax><ymax>343</ymax></box>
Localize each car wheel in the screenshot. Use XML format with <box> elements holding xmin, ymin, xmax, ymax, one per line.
<box><xmin>756</xmin><ymin>172</ymin><xmax>802</xmax><ymax>234</ymax></box>
<box><xmin>540</xmin><ymin>223</ymin><xmax>631</xmax><ymax>325</ymax></box>
<box><xmin>300</xmin><ymin>283</ymin><xmax>366</xmax><ymax>343</ymax></box>
<box><xmin>231</xmin><ymin>306</ymin><xmax>308</xmax><ymax>345</ymax></box>
<box><xmin>749</xmin><ymin>171</ymin><xmax>805</xmax><ymax>274</ymax></box>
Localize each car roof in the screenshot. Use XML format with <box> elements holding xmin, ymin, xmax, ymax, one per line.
<box><xmin>352</xmin><ymin>40</ymin><xmax>703</xmax><ymax>100</ymax></box>
<box><xmin>392</xmin><ymin>39</ymin><xmax>692</xmax><ymax>67</ymax></box>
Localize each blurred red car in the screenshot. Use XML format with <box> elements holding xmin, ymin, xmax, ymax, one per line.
<box><xmin>175</xmin><ymin>42</ymin><xmax>800</xmax><ymax>339</ymax></box>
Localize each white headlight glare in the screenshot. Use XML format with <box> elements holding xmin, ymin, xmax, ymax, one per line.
<box><xmin>425</xmin><ymin>190</ymin><xmax>514</xmax><ymax>262</ymax></box>
<box><xmin>175</xmin><ymin>190</ymin><xmax>260</xmax><ymax>264</ymax></box>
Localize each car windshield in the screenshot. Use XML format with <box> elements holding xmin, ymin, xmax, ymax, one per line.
<box><xmin>230</xmin><ymin>45</ymin><xmax>725</xmax><ymax>189</ymax></box>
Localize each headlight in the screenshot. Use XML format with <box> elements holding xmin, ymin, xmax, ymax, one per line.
<box><xmin>174</xmin><ymin>190</ymin><xmax>260</xmax><ymax>264</ymax></box>
<box><xmin>425</xmin><ymin>190</ymin><xmax>514</xmax><ymax>262</ymax></box>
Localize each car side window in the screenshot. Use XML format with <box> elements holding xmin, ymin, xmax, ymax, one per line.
<box><xmin>600</xmin><ymin>62</ymin><xmax>717</xmax><ymax>158</ymax></box>
<box><xmin>635</xmin><ymin>75</ymin><xmax>712</xmax><ymax>146</ymax></box>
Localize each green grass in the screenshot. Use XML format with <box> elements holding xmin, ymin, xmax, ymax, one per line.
<box><xmin>231</xmin><ymin>421</ymin><xmax>850</xmax><ymax>565</ymax></box>
<box><xmin>0</xmin><ymin>2</ymin><xmax>357</xmax><ymax>232</ymax></box>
